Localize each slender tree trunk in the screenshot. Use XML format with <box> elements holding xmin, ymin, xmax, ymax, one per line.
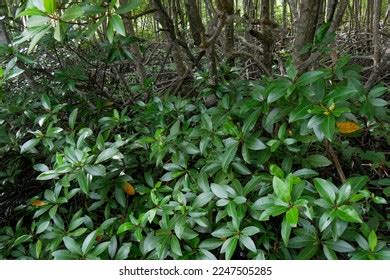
<box><xmin>317</xmin><ymin>0</ymin><xmax>326</xmax><ymax>26</ymax></box>
<box><xmin>354</xmin><ymin>0</ymin><xmax>361</xmax><ymax>32</ymax></box>
<box><xmin>365</xmin><ymin>0</ymin><xmax>384</xmax><ymax>89</ymax></box>
<box><xmin>326</xmin><ymin>0</ymin><xmax>338</xmax><ymax>22</ymax></box>
<box><xmin>120</xmin><ymin>0</ymin><xmax>147</xmax><ymax>85</ymax></box>
<box><xmin>282</xmin><ymin>0</ymin><xmax>287</xmax><ymax>32</ymax></box>
<box><xmin>295</xmin><ymin>0</ymin><xmax>348</xmax><ymax>72</ymax></box>
<box><xmin>384</xmin><ymin>1</ymin><xmax>390</xmax><ymax>24</ymax></box>
<box><xmin>185</xmin><ymin>0</ymin><xmax>205</xmax><ymax>46</ymax></box>
<box><xmin>224</xmin><ymin>1</ymin><xmax>235</xmax><ymax>65</ymax></box>
<box><xmin>261</xmin><ymin>0</ymin><xmax>273</xmax><ymax>73</ymax></box>
<box><xmin>0</xmin><ymin>1</ymin><xmax>10</xmax><ymax>45</ymax></box>
<box><xmin>292</xmin><ymin>0</ymin><xmax>321</xmax><ymax>68</ymax></box>
<box><xmin>271</xmin><ymin>0</ymin><xmax>275</xmax><ymax>21</ymax></box>
<box><xmin>151</xmin><ymin>0</ymin><xmax>188</xmax><ymax>76</ymax></box>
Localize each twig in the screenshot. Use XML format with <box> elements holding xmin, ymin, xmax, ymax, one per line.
<box><xmin>325</xmin><ymin>140</ymin><xmax>346</xmax><ymax>183</ymax></box>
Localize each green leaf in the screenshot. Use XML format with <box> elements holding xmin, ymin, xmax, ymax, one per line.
<box><xmin>297</xmin><ymin>245</ymin><xmax>318</xmax><ymax>260</ymax></box>
<box><xmin>85</xmin><ymin>165</ymin><xmax>106</xmax><ymax>177</ymax></box>
<box><xmin>201</xmin><ymin>113</ymin><xmax>213</xmax><ymax>131</ymax></box>
<box><xmin>52</xmin><ymin>250</ymin><xmax>77</xmax><ymax>260</ymax></box>
<box><xmin>110</xmin><ymin>15</ymin><xmax>126</xmax><ymax>36</ymax></box>
<box><xmin>199</xmin><ymin>239</ymin><xmax>224</xmax><ymax>250</ymax></box>
<box><xmin>212</xmin><ymin>227</ymin><xmax>235</xmax><ymax>239</ymax></box>
<box><xmin>336</xmin><ymin>205</ymin><xmax>362</xmax><ymax>223</ymax></box>
<box><xmin>21</xmin><ymin>138</ymin><xmax>40</xmax><ymax>153</ymax></box>
<box><xmin>193</xmin><ymin>192</ymin><xmax>214</xmax><ymax>208</ymax></box>
<box><xmin>95</xmin><ymin>147</ymin><xmax>119</xmax><ymax>164</ymax></box>
<box><xmin>221</xmin><ymin>141</ymin><xmax>239</xmax><ymax>172</ymax></box>
<box><xmin>91</xmin><ymin>241</ymin><xmax>110</xmax><ymax>257</ymax></box>
<box><xmin>239</xmin><ymin>235</ymin><xmax>257</xmax><ymax>252</ymax></box>
<box><xmin>35</xmin><ymin>240</ymin><xmax>42</xmax><ymax>259</ymax></box>
<box><xmin>305</xmin><ymin>154</ymin><xmax>332</xmax><ymax>168</ymax></box>
<box><xmin>63</xmin><ymin>236</ymin><xmax>82</xmax><ymax>256</ymax></box>
<box><xmin>115</xmin><ymin>187</ymin><xmax>127</xmax><ymax>208</ymax></box>
<box><xmin>40</xmin><ymin>95</ymin><xmax>51</xmax><ymax>110</ymax></box>
<box><xmin>273</xmin><ymin>176</ymin><xmax>290</xmax><ymax>202</ymax></box>
<box><xmin>233</xmin><ymin>196</ymin><xmax>247</xmax><ymax>204</ymax></box>
<box><xmin>314</xmin><ymin>178</ymin><xmax>336</xmax><ymax>203</ymax></box>
<box><xmin>261</xmin><ymin>205</ymin><xmax>289</xmax><ymax>219</ymax></box>
<box><xmin>368</xmin><ymin>231</ymin><xmax>377</xmax><ymax>252</ymax></box>
<box><xmin>36</xmin><ymin>170</ymin><xmax>59</xmax><ymax>180</ymax></box>
<box><xmin>286</xmin><ymin>207</ymin><xmax>299</xmax><ymax>227</ymax></box>
<box><xmin>288</xmin><ymin>236</ymin><xmax>313</xmax><ymax>249</ymax></box>
<box><xmin>28</xmin><ymin>26</ymin><xmax>51</xmax><ymax>53</ymax></box>
<box><xmin>117</xmin><ymin>222</ymin><xmax>134</xmax><ymax>234</ymax></box>
<box><xmin>36</xmin><ymin>221</ymin><xmax>50</xmax><ymax>234</ymax></box>
<box><xmin>77</xmin><ymin>171</ymin><xmax>89</xmax><ymax>194</ymax></box>
<box><xmin>289</xmin><ymin>101</ymin><xmax>311</xmax><ymax>123</ymax></box>
<box><xmin>286</xmin><ymin>63</ymin><xmax>298</xmax><ymax>80</ymax></box>
<box><xmin>321</xmin><ymin>115</ymin><xmax>335</xmax><ymax>141</ymax></box>
<box><xmin>246</xmin><ymin>136</ymin><xmax>267</xmax><ymax>150</ymax></box>
<box><xmin>222</xmin><ymin>237</ymin><xmax>238</xmax><ymax>260</ymax></box>
<box><xmin>346</xmin><ymin>176</ymin><xmax>368</xmax><ymax>193</ymax></box>
<box><xmin>267</xmin><ymin>89</ymin><xmax>285</xmax><ymax>104</ymax></box>
<box><xmin>269</xmin><ymin>164</ymin><xmax>284</xmax><ymax>178</ymax></box>
<box><xmin>13</xmin><ymin>235</ymin><xmax>32</xmax><ymax>247</ymax></box>
<box><xmin>325</xmin><ymin>87</ymin><xmax>357</xmax><ymax>102</ymax></box>
<box><xmin>323</xmin><ymin>244</ymin><xmax>338</xmax><ymax>260</ymax></box>
<box><xmin>242</xmin><ymin>109</ymin><xmax>261</xmax><ymax>134</ymax></box>
<box><xmin>293</xmin><ymin>168</ymin><xmax>319</xmax><ymax>178</ymax></box>
<box><xmin>68</xmin><ymin>108</ymin><xmax>78</xmax><ymax>130</ymax></box>
<box><xmin>82</xmin><ymin>230</ymin><xmax>97</xmax><ymax>255</ymax></box>
<box><xmin>17</xmin><ymin>7</ymin><xmax>46</xmax><ymax>17</ymax></box>
<box><xmin>319</xmin><ymin>210</ymin><xmax>335</xmax><ymax>232</ymax></box>
<box><xmin>211</xmin><ymin>183</ymin><xmax>228</xmax><ymax>199</ymax></box>
<box><xmin>231</xmin><ymin>162</ymin><xmax>251</xmax><ymax>175</ymax></box>
<box><xmin>370</xmin><ymin>98</ymin><xmax>388</xmax><ymax>107</ymax></box>
<box><xmin>296</xmin><ymin>71</ymin><xmax>324</xmax><ymax>86</ymax></box>
<box><xmin>336</xmin><ymin>183</ymin><xmax>351</xmax><ymax>205</ymax></box>
<box><xmin>115</xmin><ymin>243</ymin><xmax>131</xmax><ymax>260</ymax></box>
<box><xmin>368</xmin><ymin>86</ymin><xmax>389</xmax><ymax>98</ymax></box>
<box><xmin>44</xmin><ymin>0</ymin><xmax>56</xmax><ymax>14</ymax></box>
<box><xmin>117</xmin><ymin>0</ymin><xmax>143</xmax><ymax>14</ymax></box>
<box><xmin>61</xmin><ymin>4</ymin><xmax>84</xmax><ymax>21</ymax></box>
<box><xmin>183</xmin><ymin>142</ymin><xmax>199</xmax><ymax>155</ymax></box>
<box><xmin>241</xmin><ymin>226</ymin><xmax>260</xmax><ymax>236</ymax></box>
<box><xmin>170</xmin><ymin>236</ymin><xmax>182</xmax><ymax>256</ymax></box>
<box><xmin>53</xmin><ymin>21</ymin><xmax>61</xmax><ymax>41</ymax></box>
<box><xmin>374</xmin><ymin>250</ymin><xmax>390</xmax><ymax>260</ymax></box>
<box><xmin>264</xmin><ymin>108</ymin><xmax>282</xmax><ymax>134</ymax></box>
<box><xmin>325</xmin><ymin>240</ymin><xmax>355</xmax><ymax>252</ymax></box>
<box><xmin>281</xmin><ymin>216</ymin><xmax>291</xmax><ymax>247</ymax></box>
<box><xmin>244</xmin><ymin>175</ymin><xmax>270</xmax><ymax>195</ymax></box>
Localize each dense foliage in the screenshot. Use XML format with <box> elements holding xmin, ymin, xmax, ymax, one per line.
<box><xmin>0</xmin><ymin>0</ymin><xmax>389</xmax><ymax>260</ymax></box>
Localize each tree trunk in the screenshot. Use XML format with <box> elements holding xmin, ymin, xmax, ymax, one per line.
<box><xmin>151</xmin><ymin>0</ymin><xmax>188</xmax><ymax>76</ymax></box>
<box><xmin>0</xmin><ymin>1</ymin><xmax>9</xmax><ymax>44</ymax></box>
<box><xmin>326</xmin><ymin>0</ymin><xmax>338</xmax><ymax>22</ymax></box>
<box><xmin>365</xmin><ymin>0</ymin><xmax>384</xmax><ymax>89</ymax></box>
<box><xmin>120</xmin><ymin>0</ymin><xmax>147</xmax><ymax>85</ymax></box>
<box><xmin>282</xmin><ymin>0</ymin><xmax>287</xmax><ymax>32</ymax></box>
<box><xmin>292</xmin><ymin>0</ymin><xmax>321</xmax><ymax>68</ymax></box>
<box><xmin>384</xmin><ymin>1</ymin><xmax>390</xmax><ymax>24</ymax></box>
<box><xmin>185</xmin><ymin>0</ymin><xmax>205</xmax><ymax>46</ymax></box>
<box><xmin>223</xmin><ymin>1</ymin><xmax>235</xmax><ymax>65</ymax></box>
<box><xmin>317</xmin><ymin>0</ymin><xmax>326</xmax><ymax>26</ymax></box>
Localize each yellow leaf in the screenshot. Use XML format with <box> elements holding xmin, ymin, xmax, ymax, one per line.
<box><xmin>123</xmin><ymin>182</ymin><xmax>136</xmax><ymax>196</ymax></box>
<box><xmin>31</xmin><ymin>200</ymin><xmax>47</xmax><ymax>207</ymax></box>
<box><xmin>336</xmin><ymin>121</ymin><xmax>361</xmax><ymax>134</ymax></box>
